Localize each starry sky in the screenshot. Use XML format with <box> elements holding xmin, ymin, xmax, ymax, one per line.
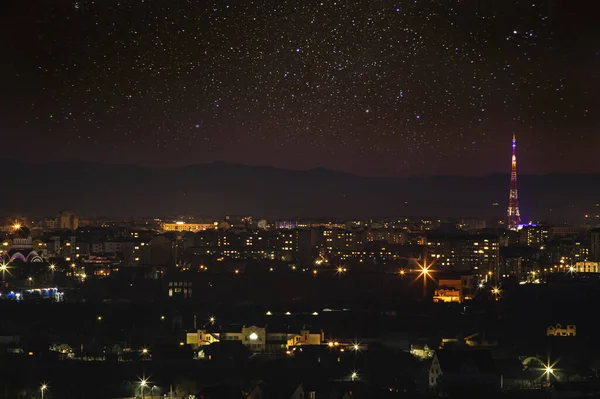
<box><xmin>1</xmin><ymin>0</ymin><xmax>598</xmax><ymax>177</ymax></box>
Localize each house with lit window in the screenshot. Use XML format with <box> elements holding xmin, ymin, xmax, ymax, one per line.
<box><xmin>547</xmin><ymin>324</ymin><xmax>576</xmax><ymax>337</ymax></box>
<box><xmin>188</xmin><ymin>326</ymin><xmax>323</xmax><ymax>354</ymax></box>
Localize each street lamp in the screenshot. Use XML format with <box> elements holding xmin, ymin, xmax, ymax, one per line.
<box><xmin>140</xmin><ymin>378</ymin><xmax>148</xmax><ymax>399</ymax></box>
<box><xmin>415</xmin><ymin>258</ymin><xmax>436</xmax><ymax>298</ymax></box>
<box><xmin>0</xmin><ymin>263</ymin><xmax>7</xmax><ymax>280</ymax></box>
<box><xmin>491</xmin><ymin>286</ymin><xmax>502</xmax><ymax>301</ymax></box>
<box><xmin>539</xmin><ymin>357</ymin><xmax>559</xmax><ymax>384</ymax></box>
<box><xmin>41</xmin><ymin>383</ymin><xmax>48</xmax><ymax>399</ymax></box>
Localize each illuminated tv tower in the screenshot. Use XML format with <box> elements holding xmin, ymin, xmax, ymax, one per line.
<box><xmin>507</xmin><ymin>134</ymin><xmax>521</xmax><ymax>229</ymax></box>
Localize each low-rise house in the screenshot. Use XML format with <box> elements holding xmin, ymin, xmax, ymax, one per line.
<box><xmin>429</xmin><ymin>350</ymin><xmax>498</xmax><ymax>392</ymax></box>
<box><xmin>547</xmin><ymin>324</ymin><xmax>576</xmax><ymax>337</ymax></box>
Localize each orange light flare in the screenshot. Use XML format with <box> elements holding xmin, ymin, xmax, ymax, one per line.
<box><xmin>335</xmin><ymin>266</ymin><xmax>347</xmax><ymax>276</ymax></box>
<box><xmin>413</xmin><ymin>258</ymin><xmax>437</xmax><ymax>297</ymax></box>
<box><xmin>491</xmin><ymin>286</ymin><xmax>502</xmax><ymax>300</ymax></box>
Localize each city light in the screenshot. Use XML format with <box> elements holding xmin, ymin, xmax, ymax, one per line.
<box><xmin>41</xmin><ymin>383</ymin><xmax>48</xmax><ymax>399</ymax></box>
<box><xmin>209</xmin><ymin>316</ymin><xmax>216</xmax><ymax>325</ymax></box>
<box><xmin>491</xmin><ymin>286</ymin><xmax>502</xmax><ymax>300</ymax></box>
<box><xmin>414</xmin><ymin>258</ymin><xmax>436</xmax><ymax>298</ymax></box>
<box><xmin>249</xmin><ymin>332</ymin><xmax>258</xmax><ymax>340</ymax></box>
<box><xmin>350</xmin><ymin>371</ymin><xmax>359</xmax><ymax>381</ymax></box>
<box><xmin>13</xmin><ymin>223</ymin><xmax>21</xmax><ymax>230</ymax></box>
<box><xmin>139</xmin><ymin>377</ymin><xmax>149</xmax><ymax>399</ymax></box>
<box><xmin>538</xmin><ymin>357</ymin><xmax>560</xmax><ymax>383</ymax></box>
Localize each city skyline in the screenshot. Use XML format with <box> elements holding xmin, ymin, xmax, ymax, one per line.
<box><xmin>2</xmin><ymin>1</ymin><xmax>600</xmax><ymax>398</ymax></box>
<box><xmin>2</xmin><ymin>0</ymin><xmax>599</xmax><ymax>177</ymax></box>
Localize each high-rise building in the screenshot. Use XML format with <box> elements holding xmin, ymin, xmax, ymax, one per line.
<box><xmin>590</xmin><ymin>228</ymin><xmax>600</xmax><ymax>261</ymax></box>
<box><xmin>57</xmin><ymin>210</ymin><xmax>79</xmax><ymax>230</ymax></box>
<box><xmin>507</xmin><ymin>134</ymin><xmax>521</xmax><ymax>230</ymax></box>
<box><xmin>519</xmin><ymin>225</ymin><xmax>550</xmax><ymax>248</ymax></box>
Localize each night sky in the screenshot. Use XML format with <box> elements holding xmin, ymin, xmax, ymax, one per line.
<box><xmin>1</xmin><ymin>0</ymin><xmax>598</xmax><ymax>177</ymax></box>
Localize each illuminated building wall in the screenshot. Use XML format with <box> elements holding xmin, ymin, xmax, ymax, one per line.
<box><xmin>546</xmin><ymin>324</ymin><xmax>576</xmax><ymax>337</ymax></box>
<box><xmin>574</xmin><ymin>261</ymin><xmax>599</xmax><ymax>273</ymax></box>
<box><xmin>57</xmin><ymin>210</ymin><xmax>79</xmax><ymax>230</ymax></box>
<box><xmin>161</xmin><ymin>222</ymin><xmax>214</xmax><ymax>232</ymax></box>
<box><xmin>191</xmin><ymin>327</ymin><xmax>322</xmax><ymax>354</ymax></box>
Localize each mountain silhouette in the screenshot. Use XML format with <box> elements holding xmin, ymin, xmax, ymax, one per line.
<box><xmin>2</xmin><ymin>159</ymin><xmax>597</xmax><ymax>222</ymax></box>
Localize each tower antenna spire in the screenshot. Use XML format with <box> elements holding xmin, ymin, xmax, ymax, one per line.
<box><xmin>507</xmin><ymin>134</ymin><xmax>521</xmax><ymax>229</ymax></box>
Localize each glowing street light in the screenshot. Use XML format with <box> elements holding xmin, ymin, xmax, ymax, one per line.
<box><xmin>350</xmin><ymin>371</ymin><xmax>359</xmax><ymax>381</ymax></box>
<box><xmin>0</xmin><ymin>263</ymin><xmax>7</xmax><ymax>280</ymax></box>
<box><xmin>336</xmin><ymin>266</ymin><xmax>347</xmax><ymax>275</ymax></box>
<box><xmin>491</xmin><ymin>286</ymin><xmax>502</xmax><ymax>300</ymax></box>
<box><xmin>538</xmin><ymin>357</ymin><xmax>560</xmax><ymax>384</ymax></box>
<box><xmin>139</xmin><ymin>377</ymin><xmax>149</xmax><ymax>399</ymax></box>
<box><xmin>41</xmin><ymin>383</ymin><xmax>48</xmax><ymax>399</ymax></box>
<box><xmin>414</xmin><ymin>258</ymin><xmax>436</xmax><ymax>298</ymax></box>
<box><xmin>13</xmin><ymin>223</ymin><xmax>21</xmax><ymax>231</ymax></box>
<box><xmin>209</xmin><ymin>316</ymin><xmax>216</xmax><ymax>325</ymax></box>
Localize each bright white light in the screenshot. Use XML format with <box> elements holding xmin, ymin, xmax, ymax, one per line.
<box><xmin>249</xmin><ymin>332</ymin><xmax>258</xmax><ymax>340</ymax></box>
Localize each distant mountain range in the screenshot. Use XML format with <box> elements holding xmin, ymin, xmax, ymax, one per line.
<box><xmin>2</xmin><ymin>160</ymin><xmax>598</xmax><ymax>222</ymax></box>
